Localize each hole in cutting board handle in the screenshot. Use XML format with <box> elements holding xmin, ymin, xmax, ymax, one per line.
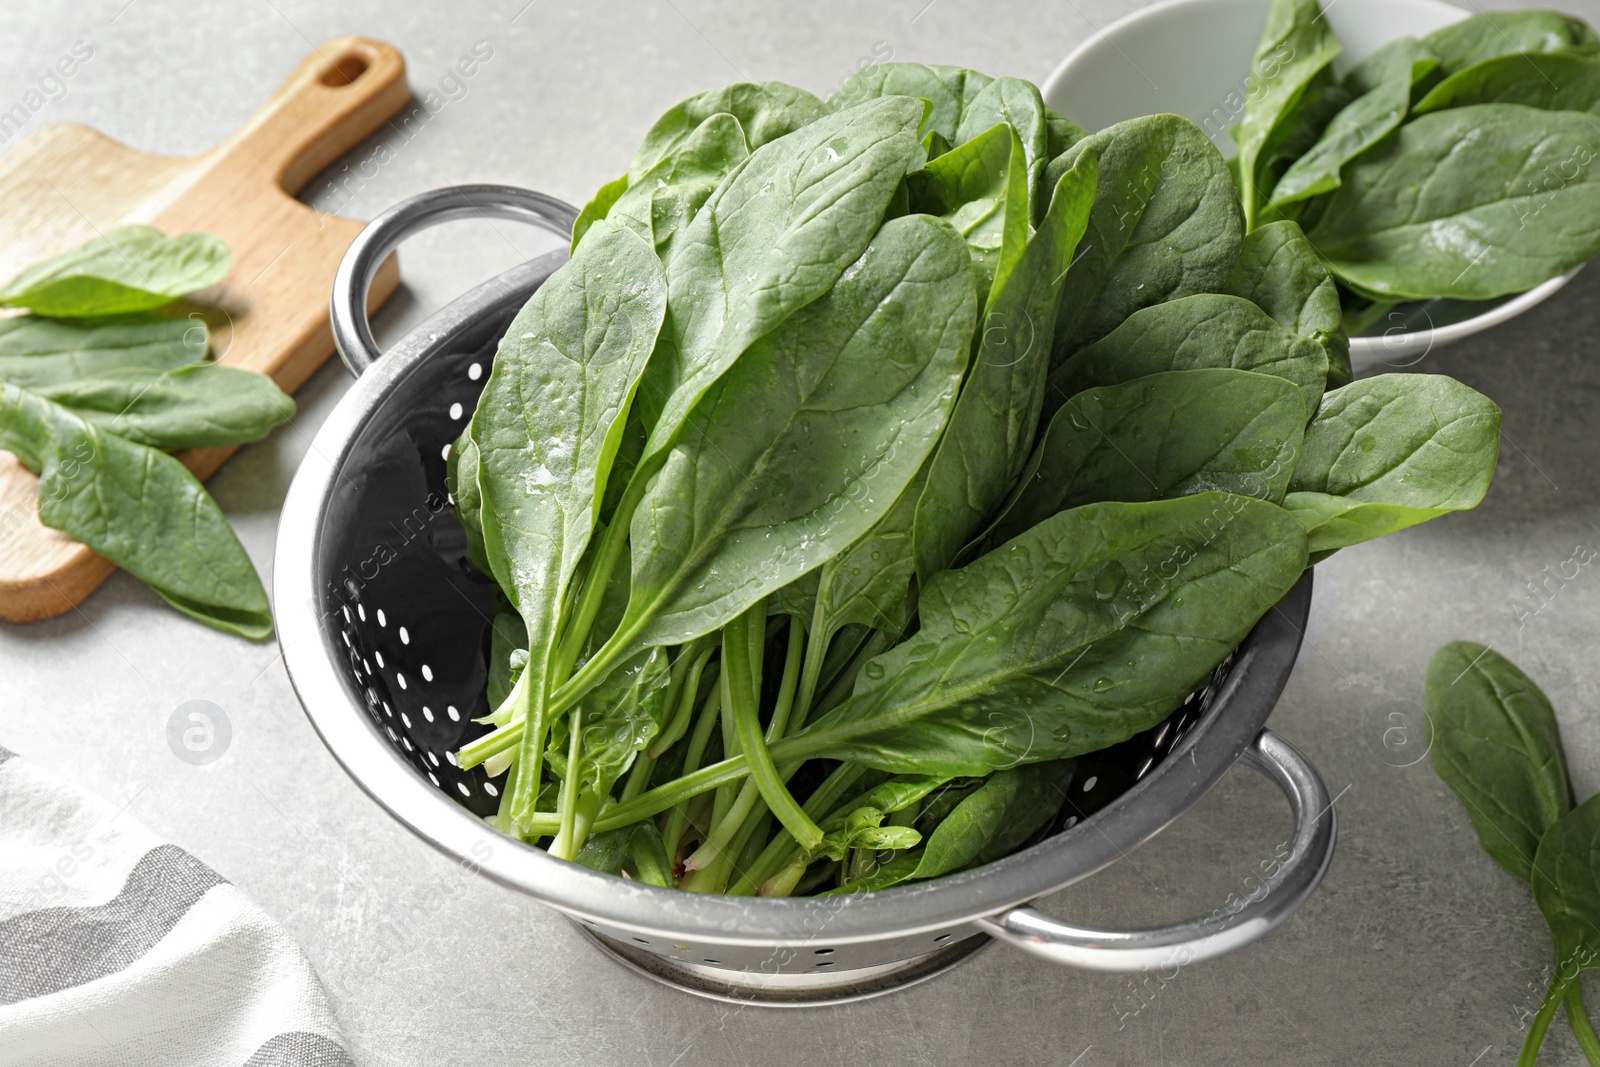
<box><xmin>319</xmin><ymin>51</ymin><xmax>370</xmax><ymax>87</ymax></box>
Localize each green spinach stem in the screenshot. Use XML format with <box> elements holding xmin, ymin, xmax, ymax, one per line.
<box><xmin>1566</xmin><ymin>982</ymin><xmax>1600</xmax><ymax>1066</ymax></box>
<box><xmin>1520</xmin><ymin>979</ymin><xmax>1571</xmax><ymax>1067</ymax></box>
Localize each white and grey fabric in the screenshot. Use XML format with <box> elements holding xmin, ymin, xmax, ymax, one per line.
<box><xmin>0</xmin><ymin>745</ymin><xmax>354</xmax><ymax>1067</ymax></box>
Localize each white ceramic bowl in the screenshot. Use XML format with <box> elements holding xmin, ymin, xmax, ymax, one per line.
<box><xmin>1041</xmin><ymin>0</ymin><xmax>1582</xmax><ymax>370</ymax></box>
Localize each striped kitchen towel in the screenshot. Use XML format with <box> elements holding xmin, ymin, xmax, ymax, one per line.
<box><xmin>0</xmin><ymin>745</ymin><xmax>354</xmax><ymax>1067</ymax></box>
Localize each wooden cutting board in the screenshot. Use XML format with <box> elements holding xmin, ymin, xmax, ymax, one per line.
<box><xmin>0</xmin><ymin>37</ymin><xmax>409</xmax><ymax>623</ymax></box>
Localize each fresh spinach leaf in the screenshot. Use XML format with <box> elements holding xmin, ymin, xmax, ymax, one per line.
<box><xmin>485</xmin><ymin>611</ymin><xmax>529</xmax><ymax>712</ymax></box>
<box><xmin>1427</xmin><ymin>641</ymin><xmax>1572</xmax><ymax>883</ymax></box>
<box><xmin>1527</xmin><ymin>794</ymin><xmax>1600</xmax><ymax>1064</ymax></box>
<box><xmin>782</xmin><ymin>493</ymin><xmax>1308</xmax><ymax>776</ymax></box>
<box><xmin>1051</xmin><ymin>293</ymin><xmax>1328</xmax><ymax>416</ymax></box>
<box><xmin>1307</xmin><ymin>104</ymin><xmax>1600</xmax><ymax>300</ymax></box>
<box><xmin>913</xmin><ymin>153</ymin><xmax>1099</xmax><ymax>583</ymax></box>
<box><xmin>570</xmin><ymin>173</ymin><xmax>631</xmax><ymax>253</ymax></box>
<box><xmin>617</xmin><ymin>212</ymin><xmax>975</xmax><ymax>652</ymax></box>
<box><xmin>1233</xmin><ymin>0</ymin><xmax>1343</xmax><ymax>228</ymax></box>
<box><xmin>910</xmin><ymin>760</ymin><xmax>1072</xmax><ymax>879</ymax></box>
<box><xmin>1284</xmin><ymin>373</ymin><xmax>1501</xmax><ymax>554</ymax></box>
<box><xmin>0</xmin><ymin>382</ymin><xmax>272</xmax><ymax>638</ymax></box>
<box><xmin>1269</xmin><ymin>37</ymin><xmax>1438</xmax><ymax>210</ymax></box>
<box><xmin>1413</xmin><ymin>51</ymin><xmax>1600</xmax><ymax>116</ymax></box>
<box><xmin>829</xmin><ymin>63</ymin><xmax>994</xmax><ymax>142</ymax></box>
<box><xmin>628</xmin><ymin>80</ymin><xmax>825</xmax><ymax>181</ymax></box>
<box><xmin>1048</xmin><ymin>114</ymin><xmax>1243</xmax><ymax>357</ymax></box>
<box><xmin>593</xmin><ymin>113</ymin><xmax>749</xmax><ymax>257</ymax></box>
<box><xmin>0</xmin><ymin>313</ymin><xmax>207</xmax><ymax>387</ymax></box>
<box><xmin>472</xmin><ymin>219</ymin><xmax>667</xmax><ymax>814</ymax></box>
<box><xmin>953</xmin><ymin>77</ymin><xmax>1050</xmax><ymax>222</ymax></box>
<box><xmin>1225</xmin><ymin>220</ymin><xmax>1351</xmax><ymax>388</ymax></box>
<box><xmin>445</xmin><ymin>430</ymin><xmax>492</xmax><ymax>577</ymax></box>
<box><xmin>988</xmin><ymin>368</ymin><xmax>1305</xmax><ymax>547</ymax></box>
<box><xmin>1422</xmin><ymin>11</ymin><xmax>1600</xmax><ymax>76</ymax></box>
<box><xmin>0</xmin><ymin>226</ymin><xmax>230</xmax><ymax>317</ymax></box>
<box><xmin>34</xmin><ymin>364</ymin><xmax>294</xmax><ymax>450</ymax></box>
<box><xmin>906</xmin><ymin>121</ymin><xmax>1022</xmax><ymax>305</ymax></box>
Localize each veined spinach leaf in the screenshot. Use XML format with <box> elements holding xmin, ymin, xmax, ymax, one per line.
<box><xmin>1284</xmin><ymin>373</ymin><xmax>1500</xmax><ymax>554</ymax></box>
<box><xmin>1269</xmin><ymin>37</ymin><xmax>1438</xmax><ymax>210</ymax></box>
<box><xmin>1051</xmin><ymin>293</ymin><xmax>1328</xmax><ymax>416</ymax></box>
<box><xmin>472</xmin><ymin>219</ymin><xmax>667</xmax><ymax>814</ymax></box>
<box><xmin>1413</xmin><ymin>51</ymin><xmax>1600</xmax><ymax>116</ymax></box>
<box><xmin>1427</xmin><ymin>641</ymin><xmax>1572</xmax><ymax>883</ymax></box>
<box><xmin>592</xmin><ymin>113</ymin><xmax>749</xmax><ymax>257</ymax></box>
<box><xmin>628</xmin><ymin>80</ymin><xmax>825</xmax><ymax>181</ymax></box>
<box><xmin>782</xmin><ymin>494</ymin><xmax>1308</xmax><ymax>776</ymax></box>
<box><xmin>1307</xmin><ymin>104</ymin><xmax>1600</xmax><ymax>300</ymax></box>
<box><xmin>953</xmin><ymin>77</ymin><xmax>1050</xmax><ymax>222</ymax></box>
<box><xmin>616</xmin><ymin>212</ymin><xmax>975</xmax><ymax>652</ymax></box>
<box><xmin>1225</xmin><ymin>220</ymin><xmax>1350</xmax><ymax>387</ymax></box>
<box><xmin>0</xmin><ymin>313</ymin><xmax>207</xmax><ymax>387</ymax></box>
<box><xmin>0</xmin><ymin>226</ymin><xmax>231</xmax><ymax>317</ymax></box>
<box><xmin>1422</xmin><ymin>11</ymin><xmax>1600</xmax><ymax>76</ymax></box>
<box><xmin>1233</xmin><ymin>0</ymin><xmax>1342</xmax><ymax>228</ymax></box>
<box><xmin>912</xmin><ymin>153</ymin><xmax>1099</xmax><ymax>585</ymax></box>
<box><xmin>35</xmin><ymin>364</ymin><xmax>294</xmax><ymax>450</ymax></box>
<box><xmin>909</xmin><ymin>759</ymin><xmax>1072</xmax><ymax>878</ymax></box>
<box><xmin>1530</xmin><ymin>795</ymin><xmax>1600</xmax><ymax>1026</ymax></box>
<box><xmin>633</xmin><ymin>96</ymin><xmax>925</xmax><ymax>460</ymax></box>
<box><xmin>570</xmin><ymin>173</ymin><xmax>631</xmax><ymax>253</ymax></box>
<box><xmin>829</xmin><ymin>63</ymin><xmax>994</xmax><ymax>142</ymax></box>
<box><xmin>1048</xmin><ymin>114</ymin><xmax>1242</xmax><ymax>357</ymax></box>
<box><xmin>988</xmin><ymin>369</ymin><xmax>1305</xmax><ymax>547</ymax></box>
<box><xmin>445</xmin><ymin>431</ymin><xmax>492</xmax><ymax>577</ymax></box>
<box><xmin>907</xmin><ymin>121</ymin><xmax>1024</xmax><ymax>306</ymax></box>
<box><xmin>0</xmin><ymin>382</ymin><xmax>272</xmax><ymax>638</ymax></box>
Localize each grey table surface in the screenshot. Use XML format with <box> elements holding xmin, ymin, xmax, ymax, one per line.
<box><xmin>4</xmin><ymin>1</ymin><xmax>1600</xmax><ymax>1064</ymax></box>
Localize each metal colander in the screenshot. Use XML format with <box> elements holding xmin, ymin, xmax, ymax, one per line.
<box><xmin>276</xmin><ymin>185</ymin><xmax>1337</xmax><ymax>1006</ymax></box>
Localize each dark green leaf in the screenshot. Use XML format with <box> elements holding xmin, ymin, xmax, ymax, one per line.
<box><xmin>1422</xmin><ymin>11</ymin><xmax>1600</xmax><ymax>76</ymax></box>
<box><xmin>1413</xmin><ymin>52</ymin><xmax>1600</xmax><ymax>116</ymax></box>
<box><xmin>829</xmin><ymin>63</ymin><xmax>994</xmax><ymax>142</ymax></box>
<box><xmin>953</xmin><ymin>77</ymin><xmax>1050</xmax><ymax>221</ymax></box>
<box><xmin>0</xmin><ymin>313</ymin><xmax>207</xmax><ymax>387</ymax></box>
<box><xmin>1427</xmin><ymin>641</ymin><xmax>1571</xmax><ymax>883</ymax></box>
<box><xmin>1234</xmin><ymin>0</ymin><xmax>1342</xmax><ymax>227</ymax></box>
<box><xmin>910</xmin><ymin>760</ymin><xmax>1072</xmax><ymax>879</ymax></box>
<box><xmin>906</xmin><ymin>122</ymin><xmax>1021</xmax><ymax>305</ymax></box>
<box><xmin>1307</xmin><ymin>104</ymin><xmax>1600</xmax><ymax>300</ymax></box>
<box><xmin>628</xmin><ymin>81</ymin><xmax>825</xmax><ymax>181</ymax></box>
<box><xmin>0</xmin><ymin>226</ymin><xmax>230</xmax><ymax>317</ymax></box>
<box><xmin>1051</xmin><ymin>293</ymin><xmax>1328</xmax><ymax>416</ymax></box>
<box><xmin>34</xmin><ymin>364</ymin><xmax>294</xmax><ymax>450</ymax></box>
<box><xmin>1225</xmin><ymin>220</ymin><xmax>1350</xmax><ymax>387</ymax></box>
<box><xmin>1270</xmin><ymin>38</ymin><xmax>1438</xmax><ymax>209</ymax></box>
<box><xmin>1048</xmin><ymin>115</ymin><xmax>1243</xmax><ymax>357</ymax></box>
<box><xmin>620</xmin><ymin>212</ymin><xmax>975</xmax><ymax>650</ymax></box>
<box><xmin>570</xmin><ymin>173</ymin><xmax>630</xmax><ymax>253</ymax></box>
<box><xmin>1285</xmin><ymin>374</ymin><xmax>1500</xmax><ymax>553</ymax></box>
<box><xmin>445</xmin><ymin>430</ymin><xmax>492</xmax><ymax>577</ymax></box>
<box><xmin>597</xmin><ymin>113</ymin><xmax>749</xmax><ymax>258</ymax></box>
<box><xmin>781</xmin><ymin>493</ymin><xmax>1309</xmax><ymax>776</ymax></box>
<box><xmin>913</xmin><ymin>153</ymin><xmax>1098</xmax><ymax>584</ymax></box>
<box><xmin>486</xmin><ymin>611</ymin><xmax>529</xmax><ymax>711</ymax></box>
<box><xmin>1531</xmin><ymin>793</ymin><xmax>1600</xmax><ymax>979</ymax></box>
<box><xmin>988</xmin><ymin>369</ymin><xmax>1306</xmax><ymax>546</ymax></box>
<box><xmin>0</xmin><ymin>383</ymin><xmax>271</xmax><ymax>638</ymax></box>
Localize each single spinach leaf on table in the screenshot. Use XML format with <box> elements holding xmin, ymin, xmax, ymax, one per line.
<box><xmin>616</xmin><ymin>212</ymin><xmax>975</xmax><ymax>654</ymax></box>
<box><xmin>1427</xmin><ymin>641</ymin><xmax>1572</xmax><ymax>884</ymax></box>
<box><xmin>829</xmin><ymin>63</ymin><xmax>994</xmax><ymax>142</ymax></box>
<box><xmin>1422</xmin><ymin>11</ymin><xmax>1600</xmax><ymax>76</ymax></box>
<box><xmin>1284</xmin><ymin>373</ymin><xmax>1500</xmax><ymax>554</ymax></box>
<box><xmin>1529</xmin><ymin>794</ymin><xmax>1600</xmax><ymax>1061</ymax></box>
<box><xmin>0</xmin><ymin>382</ymin><xmax>272</xmax><ymax>639</ymax></box>
<box><xmin>1268</xmin><ymin>37</ymin><xmax>1438</xmax><ymax>211</ymax></box>
<box><xmin>1225</xmin><ymin>220</ymin><xmax>1351</xmax><ymax>387</ymax></box>
<box><xmin>912</xmin><ymin>153</ymin><xmax>1099</xmax><ymax>585</ymax></box>
<box><xmin>34</xmin><ymin>364</ymin><xmax>294</xmax><ymax>450</ymax></box>
<box><xmin>1232</xmin><ymin>0</ymin><xmax>1342</xmax><ymax>228</ymax></box>
<box><xmin>778</xmin><ymin>493</ymin><xmax>1309</xmax><ymax>777</ymax></box>
<box><xmin>987</xmin><ymin>368</ymin><xmax>1306</xmax><ymax>547</ymax></box>
<box><xmin>470</xmin><ymin>219</ymin><xmax>667</xmax><ymax>814</ymax></box>
<box><xmin>1047</xmin><ymin>114</ymin><xmax>1243</xmax><ymax>359</ymax></box>
<box><xmin>0</xmin><ymin>313</ymin><xmax>208</xmax><ymax>387</ymax></box>
<box><xmin>1050</xmin><ymin>293</ymin><xmax>1328</xmax><ymax>417</ymax></box>
<box><xmin>0</xmin><ymin>226</ymin><xmax>231</xmax><ymax>317</ymax></box>
<box><xmin>1306</xmin><ymin>104</ymin><xmax>1600</xmax><ymax>301</ymax></box>
<box><xmin>1413</xmin><ymin>52</ymin><xmax>1600</xmax><ymax>116</ymax></box>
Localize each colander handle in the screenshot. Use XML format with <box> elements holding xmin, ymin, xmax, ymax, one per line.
<box><xmin>330</xmin><ymin>184</ymin><xmax>580</xmax><ymax>377</ymax></box>
<box><xmin>973</xmin><ymin>728</ymin><xmax>1336</xmax><ymax>972</ymax></box>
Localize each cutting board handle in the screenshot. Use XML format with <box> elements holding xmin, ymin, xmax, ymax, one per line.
<box><xmin>213</xmin><ymin>36</ymin><xmax>410</xmax><ymax>196</ymax></box>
